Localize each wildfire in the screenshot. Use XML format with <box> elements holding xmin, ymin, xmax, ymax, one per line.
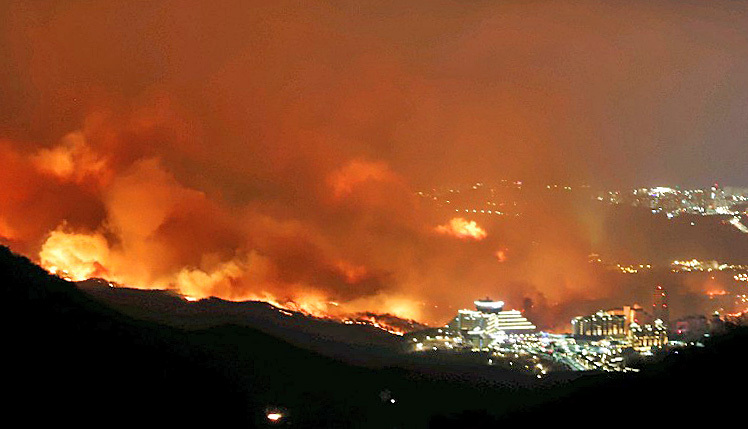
<box><xmin>435</xmin><ymin>217</ymin><xmax>487</xmax><ymax>240</ymax></box>
<box><xmin>281</xmin><ymin>296</ymin><xmax>334</xmax><ymax>318</ymax></box>
<box><xmin>39</xmin><ymin>229</ymin><xmax>111</xmax><ymax>281</ymax></box>
<box><xmin>343</xmin><ymin>319</ymin><xmax>404</xmax><ymax>336</ymax></box>
<box><xmin>15</xmin><ymin>112</ymin><xmax>463</xmax><ymax>333</ymax></box>
<box><xmin>342</xmin><ymin>312</ymin><xmax>429</xmax><ymax>336</ymax></box>
<box><xmin>38</xmin><ymin>230</ymin><xmax>426</xmax><ymax>333</ymax></box>
<box><xmin>342</xmin><ymin>315</ymin><xmax>406</xmax><ymax>336</ymax></box>
<box><xmin>174</xmin><ymin>289</ymin><xmax>419</xmax><ymax>336</ymax></box>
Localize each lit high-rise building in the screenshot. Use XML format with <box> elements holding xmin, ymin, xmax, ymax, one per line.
<box><xmin>450</xmin><ymin>299</ymin><xmax>536</xmax><ymax>333</ymax></box>
<box><xmin>629</xmin><ymin>319</ymin><xmax>668</xmax><ymax>349</ymax></box>
<box><xmin>572</xmin><ymin>305</ymin><xmax>649</xmax><ymax>338</ymax></box>
<box><xmin>572</xmin><ymin>311</ymin><xmax>628</xmax><ymax>337</ymax></box>
<box><xmin>572</xmin><ymin>304</ymin><xmax>668</xmax><ymax>350</ymax></box>
<box><xmin>447</xmin><ymin>299</ymin><xmax>536</xmax><ymax>348</ymax></box>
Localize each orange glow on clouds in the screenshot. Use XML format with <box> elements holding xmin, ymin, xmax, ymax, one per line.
<box><xmin>328</xmin><ymin>159</ymin><xmax>396</xmax><ymax>198</ymax></box>
<box><xmin>435</xmin><ymin>217</ymin><xmax>487</xmax><ymax>240</ymax></box>
<box><xmin>7</xmin><ymin>0</ymin><xmax>739</xmax><ymax>329</ymax></box>
<box><xmin>0</xmin><ymin>218</ymin><xmax>17</xmax><ymax>241</ymax></box>
<box><xmin>32</xmin><ymin>132</ymin><xmax>111</xmax><ymax>187</ymax></box>
<box><xmin>335</xmin><ymin>260</ymin><xmax>369</xmax><ymax>284</ymax></box>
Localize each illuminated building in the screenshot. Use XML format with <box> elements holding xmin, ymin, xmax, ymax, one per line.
<box><xmin>447</xmin><ymin>299</ymin><xmax>536</xmax><ymax>348</ymax></box>
<box><xmin>403</xmin><ymin>300</ymin><xmax>536</xmax><ymax>352</ymax></box>
<box><xmin>572</xmin><ymin>311</ymin><xmax>627</xmax><ymax>337</ymax></box>
<box><xmin>629</xmin><ymin>319</ymin><xmax>668</xmax><ymax>350</ymax></box>
<box><xmin>572</xmin><ymin>305</ymin><xmax>647</xmax><ymax>338</ymax></box>
<box><xmin>572</xmin><ymin>305</ymin><xmax>668</xmax><ymax>351</ymax></box>
<box><xmin>449</xmin><ymin>299</ymin><xmax>536</xmax><ymax>333</ymax></box>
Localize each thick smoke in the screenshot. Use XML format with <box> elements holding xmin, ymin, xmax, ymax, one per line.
<box><xmin>1</xmin><ymin>1</ymin><xmax>747</xmax><ymax>327</ymax></box>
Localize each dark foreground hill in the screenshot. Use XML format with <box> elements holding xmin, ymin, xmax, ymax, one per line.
<box><xmin>0</xmin><ymin>245</ymin><xmax>539</xmax><ymax>427</ymax></box>
<box><xmin>3</xmin><ymin>245</ymin><xmax>748</xmax><ymax>427</ymax></box>
<box><xmin>76</xmin><ymin>278</ymin><xmax>406</xmax><ymax>367</ymax></box>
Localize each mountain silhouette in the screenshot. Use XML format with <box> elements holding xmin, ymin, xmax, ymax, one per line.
<box><xmin>3</xmin><ymin>245</ymin><xmax>747</xmax><ymax>427</ymax></box>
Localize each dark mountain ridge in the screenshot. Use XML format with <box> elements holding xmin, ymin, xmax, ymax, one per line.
<box><xmin>3</xmin><ymin>245</ymin><xmax>748</xmax><ymax>427</ymax></box>
<box><xmin>76</xmin><ymin>278</ymin><xmax>408</xmax><ymax>367</ymax></box>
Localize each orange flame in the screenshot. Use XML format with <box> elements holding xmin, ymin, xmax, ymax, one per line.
<box><xmin>37</xmin><ymin>227</ymin><xmax>425</xmax><ymax>330</ymax></box>
<box><xmin>39</xmin><ymin>228</ymin><xmax>111</xmax><ymax>281</ymax></box>
<box><xmin>342</xmin><ymin>315</ymin><xmax>406</xmax><ymax>336</ymax></box>
<box><xmin>435</xmin><ymin>217</ymin><xmax>487</xmax><ymax>240</ymax></box>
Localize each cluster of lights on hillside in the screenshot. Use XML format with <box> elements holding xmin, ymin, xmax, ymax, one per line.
<box><xmin>671</xmin><ymin>259</ymin><xmax>748</xmax><ymax>273</ymax></box>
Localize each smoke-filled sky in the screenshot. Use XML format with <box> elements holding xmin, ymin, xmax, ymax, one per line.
<box><xmin>1</xmin><ymin>0</ymin><xmax>747</xmax><ymax>326</ymax></box>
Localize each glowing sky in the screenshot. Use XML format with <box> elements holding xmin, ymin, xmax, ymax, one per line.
<box><xmin>1</xmin><ymin>1</ymin><xmax>747</xmax><ymax>326</ymax></box>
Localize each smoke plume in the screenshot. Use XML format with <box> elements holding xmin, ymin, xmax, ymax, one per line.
<box><xmin>1</xmin><ymin>0</ymin><xmax>747</xmax><ymax>327</ymax></box>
